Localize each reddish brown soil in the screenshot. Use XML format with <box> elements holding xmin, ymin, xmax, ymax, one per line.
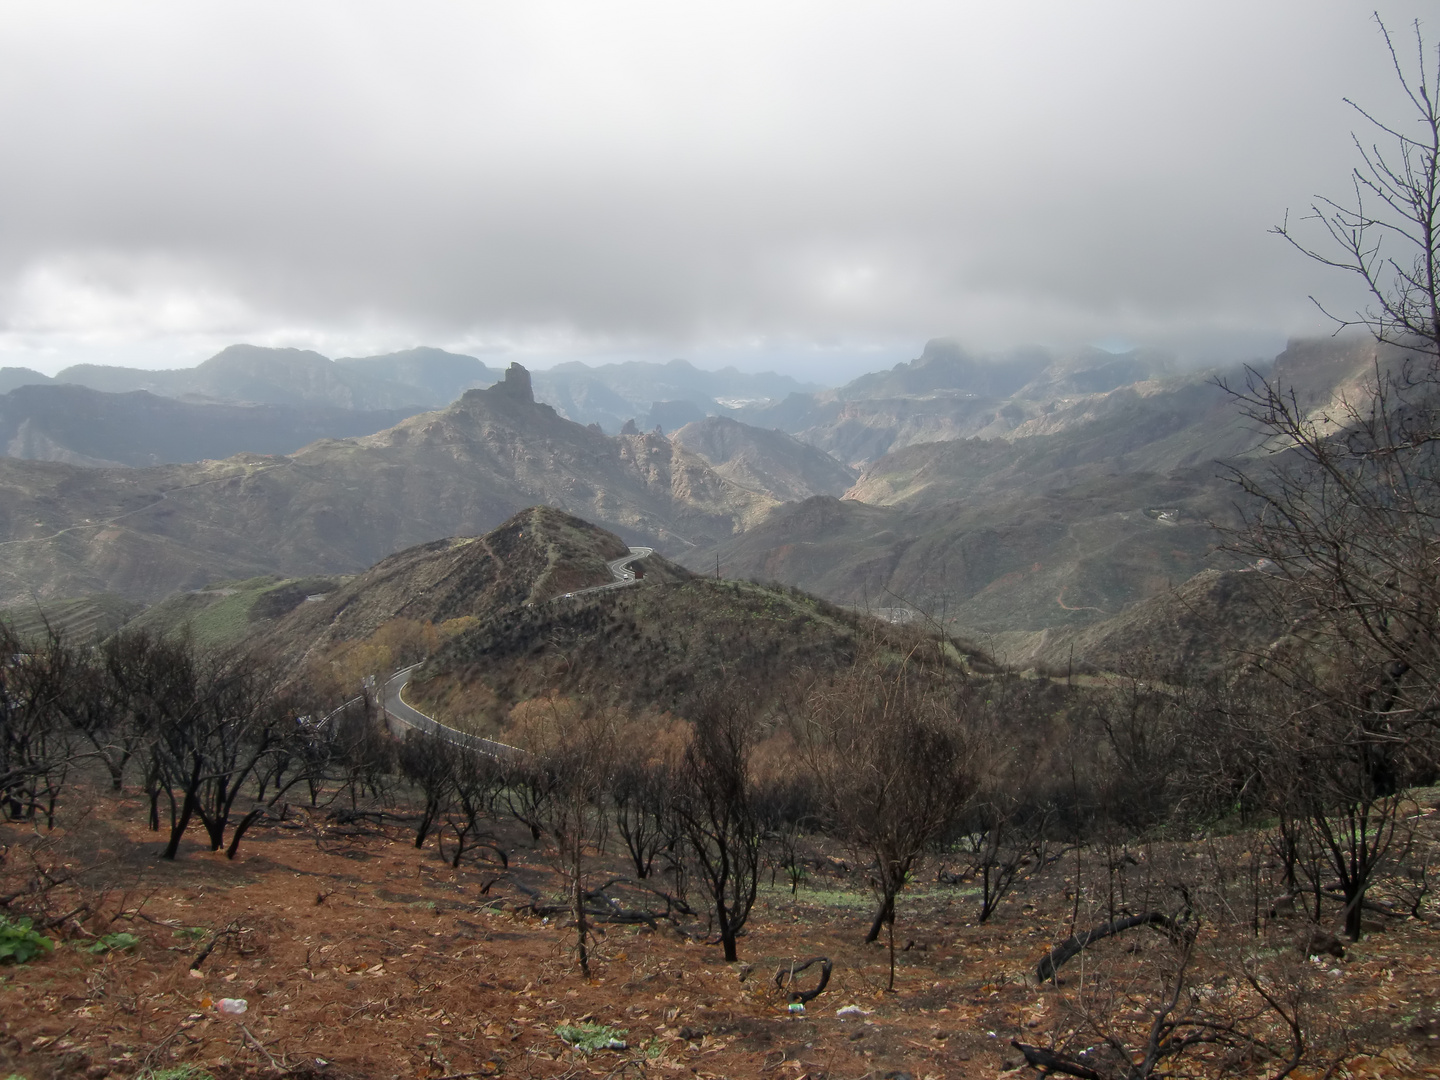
<box><xmin>3</xmin><ymin>795</ymin><xmax>1440</xmax><ymax>1080</ymax></box>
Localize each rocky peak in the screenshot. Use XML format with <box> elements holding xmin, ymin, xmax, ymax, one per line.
<box><xmin>490</xmin><ymin>362</ymin><xmax>534</xmax><ymax>403</ymax></box>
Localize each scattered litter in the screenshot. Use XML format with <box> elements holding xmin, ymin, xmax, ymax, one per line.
<box><xmin>788</xmin><ymin>1002</ymin><xmax>805</xmax><ymax>1014</ymax></box>
<box><xmin>836</xmin><ymin>1005</ymin><xmax>872</xmax><ymax>1018</ymax></box>
<box><xmin>216</xmin><ymin>997</ymin><xmax>248</xmax><ymax>1016</ymax></box>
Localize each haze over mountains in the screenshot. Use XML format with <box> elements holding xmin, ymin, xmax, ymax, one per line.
<box><xmin>0</xmin><ymin>332</ymin><xmax>1400</xmax><ymax>669</ymax></box>
<box><xmin>1</xmin><ymin>343</ymin><xmax>820</xmax><ymax>447</ymax></box>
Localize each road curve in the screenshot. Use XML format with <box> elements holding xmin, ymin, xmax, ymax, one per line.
<box><xmin>382</xmin><ymin>665</ymin><xmax>523</xmax><ymax>759</ymax></box>
<box><xmin>560</xmin><ymin>546</ymin><xmax>654</xmax><ymax>599</ymax></box>
<box><xmin>381</xmin><ymin>546</ymin><xmax>654</xmax><ymax>755</ymax></box>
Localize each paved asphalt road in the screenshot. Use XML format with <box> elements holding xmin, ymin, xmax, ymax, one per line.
<box><xmin>380</xmin><ymin>546</ymin><xmax>653</xmax><ymax>755</ymax></box>
<box><xmin>559</xmin><ymin>546</ymin><xmax>654</xmax><ymax>599</ymax></box>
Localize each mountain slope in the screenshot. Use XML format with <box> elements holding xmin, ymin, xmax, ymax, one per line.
<box><xmin>0</xmin><ymin>367</ymin><xmax>53</xmax><ymax>394</ymax></box>
<box><xmin>252</xmin><ymin>506</ymin><xmax>687</xmax><ymax>670</ymax></box>
<box><xmin>331</xmin><ymin>346</ymin><xmax>501</xmax><ymax>404</ymax></box>
<box><xmin>1</xmin><ymin>384</ymin><xmax>417</xmax><ymax>467</ymax></box>
<box><xmin>0</xmin><ymin>365</ymin><xmax>774</xmax><ymax>606</ymax></box>
<box><xmin>984</xmin><ymin>567</ymin><xmax>1284</xmax><ymax>677</ymax></box>
<box><xmin>55</xmin><ymin>345</ymin><xmax>420</xmax><ymax>409</ymax></box>
<box><xmin>728</xmin><ymin>338</ymin><xmax>1257</xmax><ymax>468</ymax></box>
<box><xmin>404</xmin><ymin>573</ymin><xmax>975</xmax><ymax>736</ymax></box>
<box><xmin>698</xmin><ymin>455</ymin><xmax>1238</xmax><ymax>635</ymax></box>
<box><xmin>669</xmin><ymin>415</ymin><xmax>856</xmax><ymax>502</ymax></box>
<box><xmin>530</xmin><ymin>358</ymin><xmax>818</xmax><ymax>431</ymax></box>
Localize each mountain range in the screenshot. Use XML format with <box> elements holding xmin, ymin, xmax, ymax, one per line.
<box><xmin>0</xmin><ymin>331</ymin><xmax>1401</xmax><ymax>667</ymax></box>
<box><xmin>1</xmin><ymin>343</ymin><xmax>819</xmax><ymax>436</ymax></box>
<box><xmin>0</xmin><ymin>364</ymin><xmax>778</xmax><ymax>606</ymax></box>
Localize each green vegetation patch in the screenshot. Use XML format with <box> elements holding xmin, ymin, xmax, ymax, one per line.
<box><xmin>86</xmin><ymin>931</ymin><xmax>140</xmax><ymax>954</ymax></box>
<box><xmin>556</xmin><ymin>1022</ymin><xmax>628</xmax><ymax>1053</ymax></box>
<box><xmin>0</xmin><ymin>916</ymin><xmax>55</xmax><ymax>965</ymax></box>
<box><xmin>130</xmin><ymin>574</ymin><xmax>341</xmax><ymax>649</ymax></box>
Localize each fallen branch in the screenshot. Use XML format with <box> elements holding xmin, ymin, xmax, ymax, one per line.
<box><xmin>774</xmin><ymin>956</ymin><xmax>832</xmax><ymax>1003</ymax></box>
<box><xmin>1011</xmin><ymin>1040</ymin><xmax>1103</xmax><ymax>1080</ymax></box>
<box><xmin>191</xmin><ymin>919</ymin><xmax>242</xmax><ymax>971</ymax></box>
<box><xmin>1037</xmin><ymin>911</ymin><xmax>1180</xmax><ymax>982</ymax></box>
<box><xmin>510</xmin><ymin>879</ymin><xmax>663</xmax><ymax>927</ymax></box>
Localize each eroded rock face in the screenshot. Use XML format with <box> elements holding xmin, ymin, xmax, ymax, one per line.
<box><xmin>491</xmin><ymin>362</ymin><xmax>535</xmax><ymax>403</ymax></box>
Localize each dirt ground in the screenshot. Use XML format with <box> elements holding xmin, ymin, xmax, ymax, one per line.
<box><xmin>3</xmin><ymin>794</ymin><xmax>1440</xmax><ymax>1080</ymax></box>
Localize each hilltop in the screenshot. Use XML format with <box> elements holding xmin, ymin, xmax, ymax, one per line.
<box><xmin>258</xmin><ymin>507</ymin><xmax>672</xmax><ymax>671</ymax></box>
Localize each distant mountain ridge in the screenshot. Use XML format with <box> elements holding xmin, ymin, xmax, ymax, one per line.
<box><xmin>730</xmin><ymin>338</ymin><xmax>1233</xmax><ymax>467</ymax></box>
<box><xmin>0</xmin><ymin>364</ymin><xmax>777</xmax><ymax>606</ymax></box>
<box><xmin>27</xmin><ymin>344</ymin><xmax>820</xmax><ymax>435</ymax></box>
<box><xmin>0</xmin><ymin>383</ymin><xmax>417</xmax><ymax>467</ymax></box>
<box><xmin>53</xmin><ymin>344</ymin><xmax>498</xmax><ymax>411</ymax></box>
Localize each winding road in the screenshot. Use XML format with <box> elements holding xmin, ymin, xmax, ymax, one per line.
<box><xmin>380</xmin><ymin>546</ymin><xmax>653</xmax><ymax>757</ymax></box>
<box><xmin>559</xmin><ymin>546</ymin><xmax>654</xmax><ymax>599</ymax></box>
<box><xmin>382</xmin><ymin>665</ymin><xmax>524</xmax><ymax>758</ymax></box>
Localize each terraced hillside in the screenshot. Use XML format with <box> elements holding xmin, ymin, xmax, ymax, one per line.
<box><xmin>0</xmin><ymin>592</ymin><xmax>143</xmax><ymax>644</ymax></box>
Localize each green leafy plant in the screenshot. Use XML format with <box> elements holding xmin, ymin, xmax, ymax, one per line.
<box><xmin>555</xmin><ymin>1022</ymin><xmax>627</xmax><ymax>1053</ymax></box>
<box><xmin>87</xmin><ymin>932</ymin><xmax>140</xmax><ymax>954</ymax></box>
<box><xmin>0</xmin><ymin>916</ymin><xmax>54</xmax><ymax>965</ymax></box>
<box><xmin>172</xmin><ymin>926</ymin><xmax>208</xmax><ymax>943</ymax></box>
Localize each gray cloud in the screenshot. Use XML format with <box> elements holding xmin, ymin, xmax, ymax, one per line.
<box><xmin>0</xmin><ymin>1</ymin><xmax>1431</xmax><ymax>378</ymax></box>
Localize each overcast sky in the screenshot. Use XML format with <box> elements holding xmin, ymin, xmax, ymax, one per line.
<box><xmin>0</xmin><ymin>2</ymin><xmax>1433</xmax><ymax>383</ymax></box>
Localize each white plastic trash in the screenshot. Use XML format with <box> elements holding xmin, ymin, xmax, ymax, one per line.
<box><xmin>216</xmin><ymin>998</ymin><xmax>249</xmax><ymax>1016</ymax></box>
